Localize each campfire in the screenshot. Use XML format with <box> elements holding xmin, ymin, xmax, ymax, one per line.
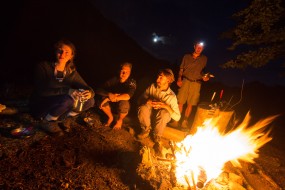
<box><xmin>137</xmin><ymin>112</ymin><xmax>278</xmax><ymax>190</ymax></box>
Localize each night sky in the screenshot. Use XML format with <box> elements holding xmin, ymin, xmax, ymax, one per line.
<box><xmin>91</xmin><ymin>0</ymin><xmax>285</xmax><ymax>87</ymax></box>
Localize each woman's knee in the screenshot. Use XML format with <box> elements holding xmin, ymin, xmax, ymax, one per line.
<box><xmin>61</xmin><ymin>95</ymin><xmax>74</xmax><ymax>107</ymax></box>
<box><xmin>118</xmin><ymin>100</ymin><xmax>130</xmax><ymax>113</ymax></box>
<box><xmin>84</xmin><ymin>98</ymin><xmax>95</xmax><ymax>110</ymax></box>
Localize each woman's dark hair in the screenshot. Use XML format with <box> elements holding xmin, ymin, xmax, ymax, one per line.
<box><xmin>54</xmin><ymin>39</ymin><xmax>76</xmax><ymax>72</ymax></box>
<box><xmin>120</xmin><ymin>62</ymin><xmax>132</xmax><ymax>70</ymax></box>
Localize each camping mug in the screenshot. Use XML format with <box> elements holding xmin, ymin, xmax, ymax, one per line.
<box><xmin>73</xmin><ymin>89</ymin><xmax>86</xmax><ymax>112</ymax></box>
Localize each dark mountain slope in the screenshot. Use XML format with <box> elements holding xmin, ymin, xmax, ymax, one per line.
<box><xmin>3</xmin><ymin>0</ymin><xmax>170</xmax><ymax>89</ymax></box>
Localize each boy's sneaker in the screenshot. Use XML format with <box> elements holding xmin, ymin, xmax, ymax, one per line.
<box><xmin>67</xmin><ymin>111</ymin><xmax>79</xmax><ymax>117</ymax></box>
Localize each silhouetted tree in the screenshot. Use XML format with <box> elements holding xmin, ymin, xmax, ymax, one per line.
<box><xmin>221</xmin><ymin>0</ymin><xmax>285</xmax><ymax>73</ymax></box>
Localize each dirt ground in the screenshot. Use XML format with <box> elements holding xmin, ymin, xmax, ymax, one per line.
<box><xmin>0</xmin><ymin>109</ymin><xmax>142</xmax><ymax>190</ymax></box>
<box><xmin>0</xmin><ymin>86</ymin><xmax>285</xmax><ymax>190</ymax></box>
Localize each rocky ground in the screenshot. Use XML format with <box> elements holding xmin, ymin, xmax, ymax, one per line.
<box><xmin>0</xmin><ymin>85</ymin><xmax>285</xmax><ymax>190</ymax></box>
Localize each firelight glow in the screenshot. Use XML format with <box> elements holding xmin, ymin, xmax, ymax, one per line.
<box><xmin>173</xmin><ymin>112</ymin><xmax>277</xmax><ymax>187</ymax></box>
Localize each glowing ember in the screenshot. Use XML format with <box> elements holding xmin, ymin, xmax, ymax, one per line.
<box><xmin>174</xmin><ymin>112</ymin><xmax>277</xmax><ymax>188</ymax></box>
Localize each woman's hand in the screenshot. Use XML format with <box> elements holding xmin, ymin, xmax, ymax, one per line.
<box><xmin>80</xmin><ymin>90</ymin><xmax>92</xmax><ymax>100</ymax></box>
<box><xmin>69</xmin><ymin>89</ymin><xmax>80</xmax><ymax>100</ymax></box>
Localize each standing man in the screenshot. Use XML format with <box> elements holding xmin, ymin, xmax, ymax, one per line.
<box><xmin>96</xmin><ymin>62</ymin><xmax>136</xmax><ymax>130</ymax></box>
<box><xmin>137</xmin><ymin>69</ymin><xmax>181</xmax><ymax>156</ymax></box>
<box><xmin>176</xmin><ymin>41</ymin><xmax>210</xmax><ymax>129</ymax></box>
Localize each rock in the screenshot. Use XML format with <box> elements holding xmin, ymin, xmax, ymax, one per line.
<box><xmin>215</xmin><ymin>172</ymin><xmax>229</xmax><ymax>185</ymax></box>
<box><xmin>228</xmin><ymin>181</ymin><xmax>247</xmax><ymax>190</ymax></box>
<box><xmin>229</xmin><ymin>172</ymin><xmax>244</xmax><ymax>185</ymax></box>
<box><xmin>0</xmin><ymin>106</ymin><xmax>18</xmax><ymax>115</ymax></box>
<box><xmin>0</xmin><ymin>104</ymin><xmax>6</xmax><ymax>112</ymax></box>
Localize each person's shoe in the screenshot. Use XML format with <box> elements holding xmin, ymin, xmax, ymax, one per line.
<box><xmin>59</xmin><ymin>117</ymin><xmax>73</xmax><ymax>132</ymax></box>
<box><xmin>40</xmin><ymin>120</ymin><xmax>64</xmax><ymax>136</ymax></box>
<box><xmin>153</xmin><ymin>136</ymin><xmax>163</xmax><ymax>157</ymax></box>
<box><xmin>83</xmin><ymin>116</ymin><xmax>95</xmax><ymax>127</ymax></box>
<box><xmin>168</xmin><ymin>120</ymin><xmax>180</xmax><ymax>128</ymax></box>
<box><xmin>67</xmin><ymin>111</ymin><xmax>79</xmax><ymax>117</ymax></box>
<box><xmin>137</xmin><ymin>128</ymin><xmax>150</xmax><ymax>140</ymax></box>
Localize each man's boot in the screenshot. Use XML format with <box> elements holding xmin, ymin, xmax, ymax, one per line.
<box><xmin>168</xmin><ymin>120</ymin><xmax>180</xmax><ymax>128</ymax></box>
<box><xmin>137</xmin><ymin>127</ymin><xmax>150</xmax><ymax>140</ymax></box>
<box><xmin>153</xmin><ymin>135</ymin><xmax>163</xmax><ymax>157</ymax></box>
<box><xmin>181</xmin><ymin>119</ymin><xmax>189</xmax><ymax>129</ymax></box>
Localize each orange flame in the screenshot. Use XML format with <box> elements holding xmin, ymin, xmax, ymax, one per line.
<box><xmin>174</xmin><ymin>112</ymin><xmax>278</xmax><ymax>187</ymax></box>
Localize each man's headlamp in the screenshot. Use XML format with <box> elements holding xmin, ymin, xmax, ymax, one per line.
<box><xmin>198</xmin><ymin>42</ymin><xmax>204</xmax><ymax>46</ymax></box>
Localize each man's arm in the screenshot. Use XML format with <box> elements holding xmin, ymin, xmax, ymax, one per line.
<box><xmin>177</xmin><ymin>68</ymin><xmax>183</xmax><ymax>81</ymax></box>
<box><xmin>113</xmin><ymin>93</ymin><xmax>130</xmax><ymax>102</ymax></box>
<box><xmin>137</xmin><ymin>85</ymin><xmax>151</xmax><ymax>106</ymax></box>
<box><xmin>177</xmin><ymin>55</ymin><xmax>187</xmax><ymax>87</ymax></box>
<box><xmin>152</xmin><ymin>100</ymin><xmax>181</xmax><ymax>121</ymax></box>
<box><xmin>177</xmin><ymin>68</ymin><xmax>183</xmax><ymax>87</ymax></box>
<box><xmin>114</xmin><ymin>79</ymin><xmax>136</xmax><ymax>102</ymax></box>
